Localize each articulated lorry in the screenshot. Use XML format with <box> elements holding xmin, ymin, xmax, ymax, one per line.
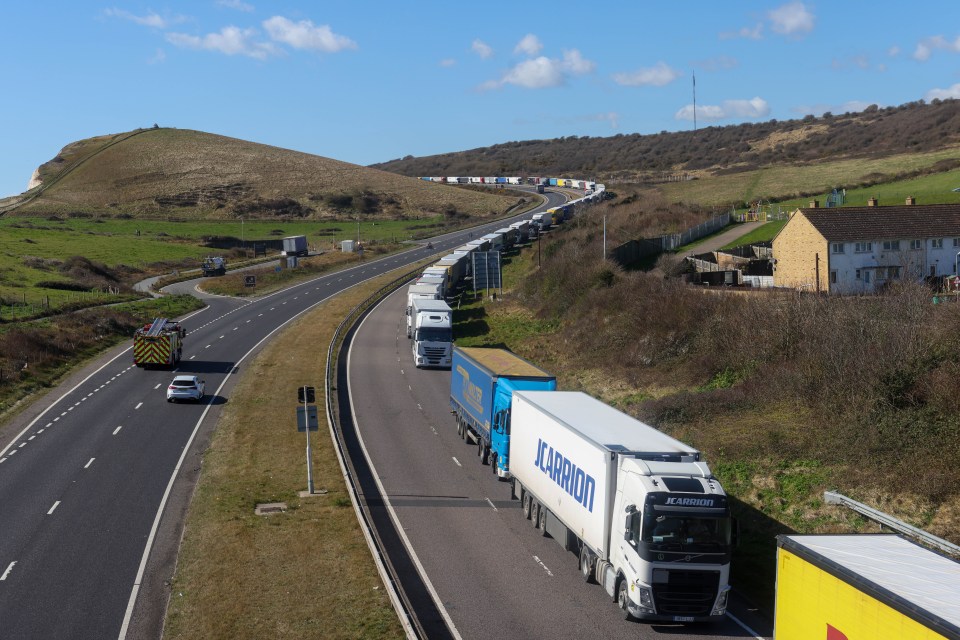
<box><xmin>450</xmin><ymin>347</ymin><xmax>556</xmax><ymax>478</ymax></box>
<box><xmin>775</xmin><ymin>534</ymin><xmax>960</xmax><ymax>640</ymax></box>
<box><xmin>134</xmin><ymin>318</ymin><xmax>186</xmax><ymax>368</ymax></box>
<box><xmin>411</xmin><ymin>298</ymin><xmax>452</xmax><ymax>368</ymax></box>
<box><xmin>282</xmin><ymin>235</ymin><xmax>309</xmax><ymax>257</ymax></box>
<box><xmin>406</xmin><ymin>283</ymin><xmax>441</xmax><ymax>338</ymax></box>
<box><xmin>510</xmin><ymin>391</ymin><xmax>733</xmax><ymax>623</ymax></box>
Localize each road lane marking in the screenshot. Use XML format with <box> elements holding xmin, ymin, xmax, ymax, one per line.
<box><xmin>189</xmin><ymin>355</ymin><xmax>196</xmax><ymax>360</ymax></box>
<box><xmin>1</xmin><ymin>562</ymin><xmax>15</xmax><ymax>581</ymax></box>
<box><xmin>205</xmin><ymin>345</ymin><xmax>211</xmax><ymax>349</ymax></box>
<box><xmin>85</xmin><ymin>458</ymin><xmax>95</xmax><ymax>469</ymax></box>
<box><xmin>533</xmin><ymin>556</ymin><xmax>554</xmax><ymax>577</ymax></box>
<box><xmin>727</xmin><ymin>613</ymin><xmax>765</xmax><ymax>639</ymax></box>
<box><xmin>452</xmin><ymin>457</ymin><xmax>462</xmax><ymax>467</ymax></box>
<box><xmin>28</xmin><ymin>436</ymin><xmax>35</xmax><ymax>441</ymax></box>
<box><xmin>113</xmin><ymin>426</ymin><xmax>123</xmax><ymax>435</ymax></box>
<box><xmin>485</xmin><ymin>498</ymin><xmax>498</xmax><ymax>511</ymax></box>
<box><xmin>53</xmin><ymin>417</ymin><xmax>60</xmax><ymax>422</ymax></box>
<box><xmin>154</xmin><ymin>384</ymin><xmax>162</xmax><ymax>390</ymax></box>
<box><xmin>47</xmin><ymin>501</ymin><xmax>60</xmax><ymax>515</ymax></box>
<box><xmin>0</xmin><ymin>458</ymin><xmax>6</xmax><ymax>464</ymax></box>
<box><xmin>219</xmin><ymin>335</ymin><xmax>224</xmax><ymax>339</ymax></box>
<box><xmin>18</xmin><ymin>443</ymin><xmax>26</xmax><ymax>448</ymax></box>
<box><xmin>135</xmin><ymin>402</ymin><xmax>143</xmax><ymax>410</ymax></box>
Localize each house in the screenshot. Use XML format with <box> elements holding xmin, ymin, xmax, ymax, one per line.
<box><xmin>772</xmin><ymin>198</ymin><xmax>960</xmax><ymax>293</ymax></box>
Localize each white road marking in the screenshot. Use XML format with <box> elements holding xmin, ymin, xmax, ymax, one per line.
<box><xmin>47</xmin><ymin>501</ymin><xmax>60</xmax><ymax>515</ymax></box>
<box><xmin>233</xmin><ymin>327</ymin><xmax>238</xmax><ymax>331</ymax></box>
<box><xmin>53</xmin><ymin>417</ymin><xmax>60</xmax><ymax>422</ymax></box>
<box><xmin>7</xmin><ymin>450</ymin><xmax>16</xmax><ymax>456</ymax></box>
<box><xmin>0</xmin><ymin>458</ymin><xmax>6</xmax><ymax>464</ymax></box>
<box><xmin>45</xmin><ymin>423</ymin><xmax>52</xmax><ymax>428</ymax></box>
<box><xmin>113</xmin><ymin>426</ymin><xmax>123</xmax><ymax>435</ymax></box>
<box><xmin>28</xmin><ymin>436</ymin><xmax>35</xmax><ymax>441</ymax></box>
<box><xmin>37</xmin><ymin>429</ymin><xmax>44</xmax><ymax>434</ymax></box>
<box><xmin>485</xmin><ymin>498</ymin><xmax>498</xmax><ymax>511</ymax></box>
<box><xmin>154</xmin><ymin>384</ymin><xmax>162</xmax><ymax>390</ymax></box>
<box><xmin>84</xmin><ymin>458</ymin><xmax>95</xmax><ymax>469</ymax></box>
<box><xmin>189</xmin><ymin>355</ymin><xmax>196</xmax><ymax>360</ymax></box>
<box><xmin>219</xmin><ymin>335</ymin><xmax>224</xmax><ymax>339</ymax></box>
<box><xmin>60</xmin><ymin>412</ymin><xmax>67</xmax><ymax>417</ymax></box>
<box><xmin>68</xmin><ymin>406</ymin><xmax>75</xmax><ymax>411</ymax></box>
<box><xmin>258</xmin><ymin>313</ymin><xmax>263</xmax><ymax>317</ymax></box>
<box><xmin>205</xmin><ymin>345</ymin><xmax>211</xmax><ymax>349</ymax></box>
<box><xmin>18</xmin><ymin>443</ymin><xmax>26</xmax><ymax>448</ymax></box>
<box><xmin>135</xmin><ymin>402</ymin><xmax>143</xmax><ymax>410</ymax></box>
<box><xmin>452</xmin><ymin>457</ymin><xmax>462</xmax><ymax>467</ymax></box>
<box><xmin>1</xmin><ymin>562</ymin><xmax>15</xmax><ymax>581</ymax></box>
<box><xmin>533</xmin><ymin>556</ymin><xmax>554</xmax><ymax>577</ymax></box>
<box><xmin>246</xmin><ymin>320</ymin><xmax>251</xmax><ymax>323</ymax></box>
<box><xmin>87</xmin><ymin>393</ymin><xmax>93</xmax><ymax>397</ymax></box>
<box><xmin>727</xmin><ymin>613</ymin><xmax>765</xmax><ymax>640</ymax></box>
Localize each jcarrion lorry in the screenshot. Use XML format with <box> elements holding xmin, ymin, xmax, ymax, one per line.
<box><xmin>411</xmin><ymin>298</ymin><xmax>452</xmax><ymax>368</ymax></box>
<box><xmin>510</xmin><ymin>391</ymin><xmax>734</xmax><ymax>623</ymax></box>
<box><xmin>134</xmin><ymin>318</ymin><xmax>185</xmax><ymax>368</ymax></box>
<box><xmin>775</xmin><ymin>534</ymin><xmax>960</xmax><ymax>640</ymax></box>
<box><xmin>450</xmin><ymin>347</ymin><xmax>556</xmax><ymax>478</ymax></box>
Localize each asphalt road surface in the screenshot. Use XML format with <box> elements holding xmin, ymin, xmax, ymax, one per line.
<box><xmin>0</xmin><ymin>195</ymin><xmax>561</xmax><ymax>640</ymax></box>
<box><xmin>345</xmin><ymin>284</ymin><xmax>772</xmax><ymax>639</ymax></box>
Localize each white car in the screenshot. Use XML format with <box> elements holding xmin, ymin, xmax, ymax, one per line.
<box><xmin>166</xmin><ymin>375</ymin><xmax>205</xmax><ymax>403</ymax></box>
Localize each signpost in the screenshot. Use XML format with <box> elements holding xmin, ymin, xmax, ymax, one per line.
<box><xmin>297</xmin><ymin>385</ymin><xmax>317</xmax><ymax>495</ymax></box>
<box><xmin>244</xmin><ymin>275</ymin><xmax>256</xmax><ymax>288</ymax></box>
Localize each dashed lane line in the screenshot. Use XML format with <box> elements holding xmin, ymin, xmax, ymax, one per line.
<box><xmin>1</xmin><ymin>562</ymin><xmax>15</xmax><ymax>581</ymax></box>
<box><xmin>47</xmin><ymin>501</ymin><xmax>60</xmax><ymax>515</ymax></box>
<box><xmin>84</xmin><ymin>458</ymin><xmax>95</xmax><ymax>469</ymax></box>
<box><xmin>113</xmin><ymin>426</ymin><xmax>122</xmax><ymax>436</ymax></box>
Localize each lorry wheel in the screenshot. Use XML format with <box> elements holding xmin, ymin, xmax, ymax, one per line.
<box><xmin>522</xmin><ymin>493</ymin><xmax>531</xmax><ymax>520</ymax></box>
<box><xmin>530</xmin><ymin>502</ymin><xmax>540</xmax><ymax>528</ymax></box>
<box><xmin>538</xmin><ymin>506</ymin><xmax>548</xmax><ymax>536</ymax></box>
<box><xmin>617</xmin><ymin>580</ymin><xmax>634</xmax><ymax>621</ymax></box>
<box><xmin>580</xmin><ymin>546</ymin><xmax>596</xmax><ymax>584</ymax></box>
<box><xmin>456</xmin><ymin>420</ymin><xmax>463</xmax><ymax>438</ymax></box>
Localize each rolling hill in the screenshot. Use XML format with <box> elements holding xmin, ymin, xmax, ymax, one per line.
<box><xmin>2</xmin><ymin>128</ymin><xmax>519</xmax><ymax>220</ymax></box>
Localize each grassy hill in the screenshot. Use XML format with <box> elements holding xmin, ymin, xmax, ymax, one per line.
<box><xmin>373</xmin><ymin>98</ymin><xmax>960</xmax><ymax>208</ymax></box>
<box><xmin>3</xmin><ymin>127</ymin><xmax>519</xmax><ymax>220</ymax></box>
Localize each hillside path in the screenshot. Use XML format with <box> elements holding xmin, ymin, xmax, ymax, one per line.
<box><xmin>679</xmin><ymin>221</ymin><xmax>766</xmax><ymax>258</ymax></box>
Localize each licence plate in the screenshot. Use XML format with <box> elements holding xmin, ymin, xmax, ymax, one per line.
<box><xmin>673</xmin><ymin>616</ymin><xmax>695</xmax><ymax>622</ymax></box>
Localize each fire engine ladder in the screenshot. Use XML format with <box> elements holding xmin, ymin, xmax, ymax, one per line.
<box><xmin>146</xmin><ymin>318</ymin><xmax>168</xmax><ymax>337</ymax></box>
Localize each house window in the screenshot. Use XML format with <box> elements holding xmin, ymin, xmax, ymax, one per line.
<box><xmin>854</xmin><ymin>241</ymin><xmax>873</xmax><ymax>253</ymax></box>
<box><xmin>909</xmin><ymin>239</ymin><xmax>923</xmax><ymax>251</ymax></box>
<box><xmin>954</xmin><ymin>238</ymin><xmax>960</xmax><ymax>247</ymax></box>
<box><xmin>831</xmin><ymin>242</ymin><xmax>845</xmax><ymax>254</ymax></box>
<box><xmin>829</xmin><ymin>270</ymin><xmax>838</xmax><ymax>284</ymax></box>
<box><xmin>882</xmin><ymin>240</ymin><xmax>900</xmax><ymax>251</ymax></box>
<box><xmin>865</xmin><ymin>270</ymin><xmax>871</xmax><ymax>284</ymax></box>
<box><xmin>855</xmin><ymin>269</ymin><xmax>861</xmax><ymax>280</ymax></box>
<box><xmin>932</xmin><ymin>238</ymin><xmax>944</xmax><ymax>249</ymax></box>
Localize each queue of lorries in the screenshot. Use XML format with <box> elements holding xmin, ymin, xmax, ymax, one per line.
<box><xmin>401</xmin><ymin>177</ymin><xmax>960</xmax><ymax>635</ymax></box>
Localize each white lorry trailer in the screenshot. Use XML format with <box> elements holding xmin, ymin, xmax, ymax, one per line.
<box><xmin>411</xmin><ymin>298</ymin><xmax>453</xmax><ymax>368</ymax></box>
<box><xmin>510</xmin><ymin>391</ymin><xmax>733</xmax><ymax>623</ymax></box>
<box><xmin>405</xmin><ymin>283</ymin><xmax>442</xmax><ymax>338</ymax></box>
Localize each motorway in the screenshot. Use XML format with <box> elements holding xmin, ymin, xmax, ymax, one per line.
<box><xmin>0</xmin><ymin>193</ymin><xmax>561</xmax><ymax>639</ymax></box>
<box><xmin>345</xmin><ymin>283</ymin><xmax>771</xmax><ymax>639</ymax></box>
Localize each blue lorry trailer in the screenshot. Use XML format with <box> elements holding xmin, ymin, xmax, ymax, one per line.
<box><xmin>450</xmin><ymin>346</ymin><xmax>556</xmax><ymax>478</ymax></box>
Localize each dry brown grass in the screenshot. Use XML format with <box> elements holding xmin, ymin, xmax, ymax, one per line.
<box><xmin>16</xmin><ymin>128</ymin><xmax>518</xmax><ymax>221</ymax></box>
<box><xmin>163</xmin><ymin>270</ymin><xmax>408</xmax><ymax>640</ymax></box>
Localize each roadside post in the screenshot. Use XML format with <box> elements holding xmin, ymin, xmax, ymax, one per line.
<box><xmin>296</xmin><ymin>385</ymin><xmax>318</xmax><ymax>495</ymax></box>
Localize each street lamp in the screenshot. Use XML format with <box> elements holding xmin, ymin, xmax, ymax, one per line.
<box><xmin>240</xmin><ymin>217</ymin><xmax>244</xmax><ymax>250</ymax></box>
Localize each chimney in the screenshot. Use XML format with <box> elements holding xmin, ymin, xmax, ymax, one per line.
<box><xmin>906</xmin><ymin>196</ymin><xmax>916</xmax><ymax>205</ymax></box>
<box><xmin>867</xmin><ymin>197</ymin><xmax>878</xmax><ymax>207</ymax></box>
<box><xmin>809</xmin><ymin>199</ymin><xmax>819</xmax><ymax>208</ymax></box>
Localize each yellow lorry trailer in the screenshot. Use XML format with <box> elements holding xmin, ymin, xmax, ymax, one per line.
<box><xmin>775</xmin><ymin>534</ymin><xmax>960</xmax><ymax>640</ymax></box>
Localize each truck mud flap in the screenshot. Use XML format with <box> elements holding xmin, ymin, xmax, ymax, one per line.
<box><xmin>544</xmin><ymin>509</ymin><xmax>577</xmax><ymax>551</ymax></box>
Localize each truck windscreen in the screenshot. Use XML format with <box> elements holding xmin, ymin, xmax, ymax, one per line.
<box><xmin>641</xmin><ymin>514</ymin><xmax>731</xmax><ymax>550</ymax></box>
<box><xmin>416</xmin><ymin>328</ymin><xmax>452</xmax><ymax>342</ymax></box>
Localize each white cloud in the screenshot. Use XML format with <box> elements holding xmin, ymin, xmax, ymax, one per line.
<box><xmin>217</xmin><ymin>0</ymin><xmax>254</xmax><ymax>11</ymax></box>
<box><xmin>613</xmin><ymin>62</ymin><xmax>681</xmax><ymax>87</ymax></box>
<box><xmin>148</xmin><ymin>48</ymin><xmax>166</xmax><ymax>64</ymax></box>
<box><xmin>913</xmin><ymin>35</ymin><xmax>960</xmax><ymax>61</ymax></box>
<box><xmin>166</xmin><ymin>26</ymin><xmax>279</xmax><ymax>59</ymax></box>
<box><xmin>472</xmin><ymin>39</ymin><xmax>493</xmax><ymax>59</ymax></box>
<box><xmin>926</xmin><ymin>83</ymin><xmax>960</xmax><ymax>100</ymax></box>
<box><xmin>768</xmin><ymin>2</ymin><xmax>815</xmax><ymax>36</ymax></box>
<box><xmin>888</xmin><ymin>45</ymin><xmax>901</xmax><ymax>57</ymax></box>
<box><xmin>439</xmin><ymin>58</ymin><xmax>456</xmax><ymax>68</ymax></box>
<box><xmin>263</xmin><ymin>16</ymin><xmax>356</xmax><ymax>52</ymax></box>
<box><xmin>104</xmin><ymin>8</ymin><xmax>185</xmax><ymax>29</ymax></box>
<box><xmin>514</xmin><ymin>34</ymin><xmax>543</xmax><ymax>56</ymax></box>
<box><xmin>482</xmin><ymin>49</ymin><xmax>595</xmax><ymax>90</ymax></box>
<box><xmin>720</xmin><ymin>23</ymin><xmax>763</xmax><ymax>40</ymax></box>
<box><xmin>675</xmin><ymin>97</ymin><xmax>770</xmax><ymax>122</ymax></box>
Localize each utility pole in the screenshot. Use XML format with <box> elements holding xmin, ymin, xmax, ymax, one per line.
<box><xmin>692</xmin><ymin>71</ymin><xmax>697</xmax><ymax>132</ymax></box>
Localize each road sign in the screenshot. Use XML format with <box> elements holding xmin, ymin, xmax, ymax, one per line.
<box><xmin>298</xmin><ymin>385</ymin><xmax>316</xmax><ymax>403</ymax></box>
<box><xmin>245</xmin><ymin>275</ymin><xmax>256</xmax><ymax>287</ymax></box>
<box><xmin>296</xmin><ymin>405</ymin><xmax>319</xmax><ymax>432</ymax></box>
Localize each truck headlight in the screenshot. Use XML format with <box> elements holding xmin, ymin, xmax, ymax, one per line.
<box><xmin>635</xmin><ymin>585</ymin><xmax>655</xmax><ymax>613</ymax></box>
<box><xmin>711</xmin><ymin>586</ymin><xmax>730</xmax><ymax>616</ymax></box>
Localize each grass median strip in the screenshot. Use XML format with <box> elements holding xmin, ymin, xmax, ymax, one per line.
<box><xmin>163</xmin><ymin>271</ymin><xmax>416</xmax><ymax>640</ymax></box>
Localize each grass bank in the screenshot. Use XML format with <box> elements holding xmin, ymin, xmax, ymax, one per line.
<box><xmin>163</xmin><ymin>270</ymin><xmax>411</xmax><ymax>640</ymax></box>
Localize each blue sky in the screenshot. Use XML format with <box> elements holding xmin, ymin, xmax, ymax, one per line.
<box><xmin>2</xmin><ymin>1</ymin><xmax>960</xmax><ymax>197</ymax></box>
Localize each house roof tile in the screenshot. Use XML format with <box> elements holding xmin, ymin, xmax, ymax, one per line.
<box><xmin>799</xmin><ymin>204</ymin><xmax>960</xmax><ymax>241</ymax></box>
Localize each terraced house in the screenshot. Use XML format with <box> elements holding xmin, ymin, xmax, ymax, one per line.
<box><xmin>772</xmin><ymin>199</ymin><xmax>960</xmax><ymax>293</ymax></box>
